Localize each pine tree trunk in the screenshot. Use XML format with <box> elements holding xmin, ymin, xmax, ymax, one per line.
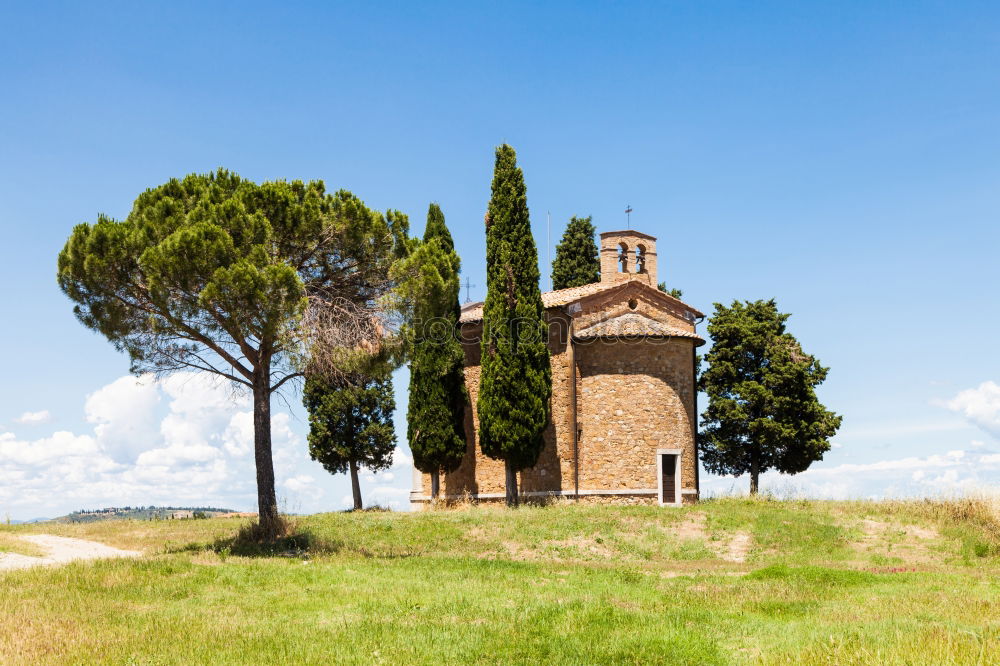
<box><xmin>350</xmin><ymin>460</ymin><xmax>363</xmax><ymax>510</ymax></box>
<box><xmin>505</xmin><ymin>460</ymin><xmax>519</xmax><ymax>507</ymax></box>
<box><xmin>430</xmin><ymin>470</ymin><xmax>440</xmax><ymax>499</ymax></box>
<box><xmin>749</xmin><ymin>450</ymin><xmax>760</xmax><ymax>495</ymax></box>
<box><xmin>252</xmin><ymin>378</ymin><xmax>280</xmax><ymax>537</ymax></box>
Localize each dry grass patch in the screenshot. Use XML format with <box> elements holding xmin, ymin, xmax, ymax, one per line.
<box><xmin>0</xmin><ymin>532</ymin><xmax>45</xmax><ymax>558</ymax></box>
<box><xmin>673</xmin><ymin>512</ymin><xmax>708</xmax><ymax>540</ymax></box>
<box><xmin>848</xmin><ymin>518</ymin><xmax>943</xmax><ymax>568</ymax></box>
<box><xmin>648</xmin><ymin>511</ymin><xmax>753</xmax><ymax>563</ymax></box>
<box><xmin>0</xmin><ymin>612</ymin><xmax>94</xmax><ymax>664</ymax></box>
<box><xmin>496</xmin><ymin>535</ymin><xmax>617</xmax><ymax>562</ymax></box>
<box><xmin>543</xmin><ymin>535</ymin><xmax>616</xmax><ymax>560</ymax></box>
<box><xmin>836</xmin><ymin>496</ymin><xmax>1000</xmax><ymax>564</ymax></box>
<box><xmin>719</xmin><ymin>532</ymin><xmax>753</xmax><ymax>563</ymax></box>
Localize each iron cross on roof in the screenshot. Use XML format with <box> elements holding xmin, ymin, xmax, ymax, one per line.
<box><xmin>625</xmin><ymin>205</ymin><xmax>633</xmax><ymax>228</ymax></box>
<box><xmin>462</xmin><ymin>277</ymin><xmax>476</xmax><ymax>303</ymax></box>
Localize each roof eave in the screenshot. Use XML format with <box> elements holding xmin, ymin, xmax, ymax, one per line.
<box><xmin>573</xmin><ymin>333</ymin><xmax>706</xmax><ymax>346</ymax></box>
<box><xmin>457</xmin><ymin>278</ymin><xmax>705</xmax><ymax>323</ymax></box>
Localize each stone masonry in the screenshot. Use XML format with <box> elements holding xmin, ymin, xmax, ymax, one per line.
<box><xmin>410</xmin><ymin>229</ymin><xmax>704</xmax><ymax>507</ymax></box>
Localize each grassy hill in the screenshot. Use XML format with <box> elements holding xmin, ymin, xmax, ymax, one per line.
<box><xmin>1</xmin><ymin>497</ymin><xmax>998</xmax><ymax>664</ymax></box>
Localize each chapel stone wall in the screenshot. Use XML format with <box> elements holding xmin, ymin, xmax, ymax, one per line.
<box><xmin>413</xmin><ymin>228</ymin><xmax>702</xmax><ymax>506</ymax></box>
<box><xmin>420</xmin><ymin>309</ymin><xmax>699</xmax><ymax>504</ymax></box>
<box><xmin>436</xmin><ymin>311</ymin><xmax>573</xmax><ymax>499</ymax></box>
<box><xmin>574</xmin><ymin>337</ymin><xmax>699</xmax><ymax>496</ymax></box>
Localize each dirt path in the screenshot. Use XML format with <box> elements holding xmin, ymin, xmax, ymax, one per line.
<box><xmin>0</xmin><ymin>535</ymin><xmax>141</xmax><ymax>571</ymax></box>
<box><xmin>720</xmin><ymin>533</ymin><xmax>753</xmax><ymax>563</ymax></box>
<box><xmin>671</xmin><ymin>513</ymin><xmax>753</xmax><ymax>563</ymax></box>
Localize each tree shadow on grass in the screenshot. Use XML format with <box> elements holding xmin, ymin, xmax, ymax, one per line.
<box><xmin>214</xmin><ymin>522</ymin><xmax>343</xmax><ymax>558</ymax></box>
<box><xmin>166</xmin><ymin>516</ymin><xmax>418</xmax><ymax>559</ymax></box>
<box><xmin>164</xmin><ymin>517</ymin><xmax>342</xmax><ymax>558</ymax></box>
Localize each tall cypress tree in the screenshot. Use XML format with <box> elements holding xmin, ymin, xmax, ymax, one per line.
<box><xmin>551</xmin><ymin>215</ymin><xmax>600</xmax><ymax>290</ymax></box>
<box><xmin>477</xmin><ymin>144</ymin><xmax>552</xmax><ymax>506</ymax></box>
<box><xmin>402</xmin><ymin>203</ymin><xmax>466</xmax><ymax>499</ymax></box>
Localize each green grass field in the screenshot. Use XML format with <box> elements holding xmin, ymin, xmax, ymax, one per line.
<box><xmin>2</xmin><ymin>497</ymin><xmax>998</xmax><ymax>665</ymax></box>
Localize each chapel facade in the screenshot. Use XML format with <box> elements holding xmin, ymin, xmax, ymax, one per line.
<box><xmin>410</xmin><ymin>229</ymin><xmax>705</xmax><ymax>507</ymax></box>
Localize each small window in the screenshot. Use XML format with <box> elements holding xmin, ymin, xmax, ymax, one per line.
<box><xmin>628</xmin><ymin>298</ymin><xmax>638</xmax><ymax>310</ymax></box>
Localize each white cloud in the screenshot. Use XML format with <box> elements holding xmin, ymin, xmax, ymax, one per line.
<box><xmin>0</xmin><ymin>373</ymin><xmax>285</xmax><ymax>515</ymax></box>
<box><xmin>0</xmin><ymin>430</ymin><xmax>101</xmax><ymax>466</ymax></box>
<box><xmin>158</xmin><ymin>373</ymin><xmax>244</xmax><ymax>455</ymax></box>
<box><xmin>390</xmin><ymin>446</ymin><xmax>413</xmax><ymax>468</ymax></box>
<box><xmin>1</xmin><ymin>371</ymin><xmax>418</xmax><ymax>520</ymax></box>
<box><xmin>365</xmin><ymin>485</ymin><xmax>411</xmax><ymax>510</ymax></box>
<box><xmin>703</xmin><ymin>443</ymin><xmax>1000</xmax><ymax>500</ymax></box>
<box><xmin>222</xmin><ymin>412</ymin><xmax>254</xmax><ymax>457</ymax></box>
<box><xmin>85</xmin><ymin>375</ymin><xmax>161</xmax><ymax>462</ymax></box>
<box><xmin>283</xmin><ymin>474</ymin><xmax>323</xmax><ymax>503</ymax></box>
<box><xmin>284</xmin><ymin>475</ymin><xmax>316</xmax><ymax>492</ymax></box>
<box><xmin>946</xmin><ymin>381</ymin><xmax>1000</xmax><ymax>438</ymax></box>
<box><xmin>795</xmin><ymin>454</ymin><xmax>964</xmax><ymax>475</ymax></box>
<box><xmin>836</xmin><ymin>420</ymin><xmax>968</xmax><ymax>440</ymax></box>
<box><xmin>135</xmin><ymin>442</ymin><xmax>222</xmax><ymax>468</ymax></box>
<box><xmin>14</xmin><ymin>410</ymin><xmax>51</xmax><ymax>425</ymax></box>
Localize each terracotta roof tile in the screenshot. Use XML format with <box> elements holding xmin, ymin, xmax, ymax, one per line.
<box><xmin>459</xmin><ymin>278</ymin><xmax>703</xmax><ymax>324</ymax></box>
<box><xmin>574</xmin><ymin>312</ymin><xmax>705</xmax><ymax>344</ymax></box>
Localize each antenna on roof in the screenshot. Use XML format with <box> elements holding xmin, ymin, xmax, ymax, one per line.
<box><xmin>625</xmin><ymin>205</ymin><xmax>633</xmax><ymax>229</ymax></box>
<box><xmin>462</xmin><ymin>277</ymin><xmax>476</xmax><ymax>303</ymax></box>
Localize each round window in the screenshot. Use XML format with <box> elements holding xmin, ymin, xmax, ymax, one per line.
<box><xmin>628</xmin><ymin>298</ymin><xmax>638</xmax><ymax>310</ymax></box>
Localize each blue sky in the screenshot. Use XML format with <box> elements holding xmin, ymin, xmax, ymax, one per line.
<box><xmin>1</xmin><ymin>1</ymin><xmax>999</xmax><ymax>519</ymax></box>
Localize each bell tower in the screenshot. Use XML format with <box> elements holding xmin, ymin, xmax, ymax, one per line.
<box><xmin>599</xmin><ymin>230</ymin><xmax>657</xmax><ymax>286</ymax></box>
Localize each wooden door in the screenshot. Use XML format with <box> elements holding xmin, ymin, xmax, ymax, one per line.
<box><xmin>661</xmin><ymin>454</ymin><xmax>677</xmax><ymax>504</ymax></box>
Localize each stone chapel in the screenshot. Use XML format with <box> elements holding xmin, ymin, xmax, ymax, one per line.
<box><xmin>410</xmin><ymin>229</ymin><xmax>705</xmax><ymax>507</ymax></box>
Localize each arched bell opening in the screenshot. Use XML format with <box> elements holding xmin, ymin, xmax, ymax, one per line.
<box><xmin>617</xmin><ymin>242</ymin><xmax>630</xmax><ymax>273</ymax></box>
<box><xmin>635</xmin><ymin>244</ymin><xmax>647</xmax><ymax>274</ymax></box>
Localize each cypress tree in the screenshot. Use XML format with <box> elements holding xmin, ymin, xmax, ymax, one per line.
<box><xmin>657</xmin><ymin>282</ymin><xmax>684</xmax><ymax>300</ymax></box>
<box><xmin>699</xmin><ymin>299</ymin><xmax>842</xmax><ymax>494</ymax></box>
<box><xmin>402</xmin><ymin>203</ymin><xmax>467</xmax><ymax>499</ymax></box>
<box><xmin>551</xmin><ymin>215</ymin><xmax>600</xmax><ymax>290</ymax></box>
<box><xmin>303</xmin><ymin>362</ymin><xmax>396</xmax><ymax>511</ymax></box>
<box><xmin>477</xmin><ymin>144</ymin><xmax>552</xmax><ymax>507</ymax></box>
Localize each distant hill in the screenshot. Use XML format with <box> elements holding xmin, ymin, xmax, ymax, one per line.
<box><xmin>52</xmin><ymin>506</ymin><xmax>239</xmax><ymax>523</ymax></box>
